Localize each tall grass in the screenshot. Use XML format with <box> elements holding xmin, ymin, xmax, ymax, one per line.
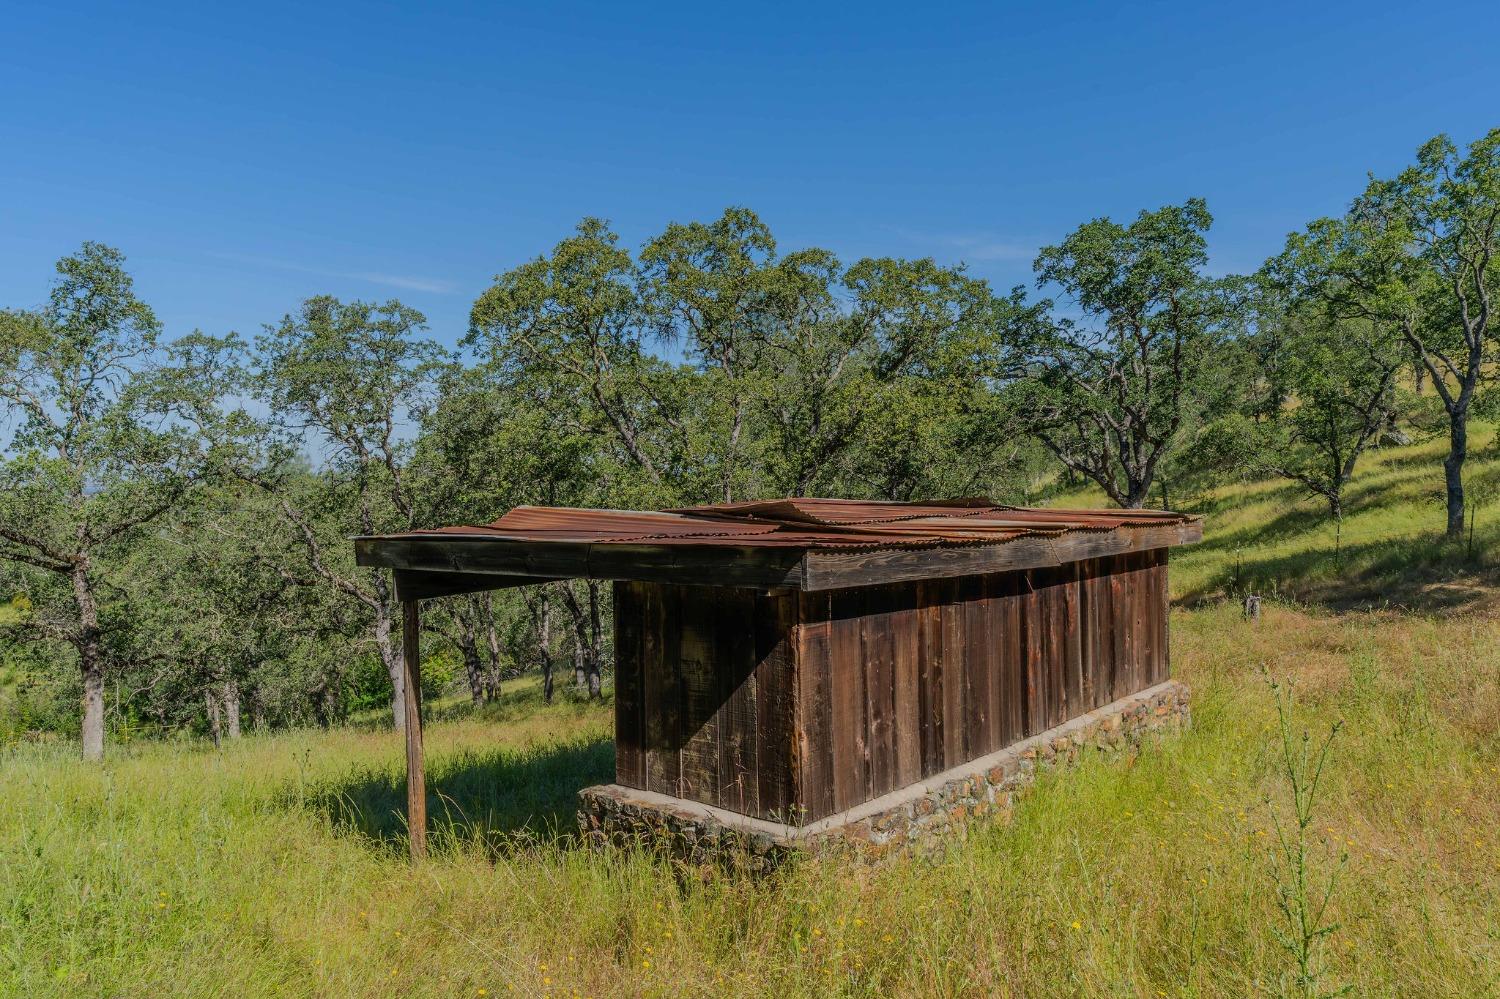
<box><xmin>4</xmin><ymin>434</ymin><xmax>1500</xmax><ymax>997</ymax></box>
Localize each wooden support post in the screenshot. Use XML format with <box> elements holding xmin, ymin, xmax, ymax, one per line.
<box><xmin>402</xmin><ymin>598</ymin><xmax>426</xmax><ymax>861</ymax></box>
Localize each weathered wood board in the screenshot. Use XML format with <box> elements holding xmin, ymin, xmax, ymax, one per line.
<box><xmin>612</xmin><ymin>548</ymin><xmax>1172</xmax><ymax>823</ymax></box>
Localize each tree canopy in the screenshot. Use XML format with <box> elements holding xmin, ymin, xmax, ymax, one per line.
<box><xmin>4</xmin><ymin>129</ymin><xmax>1496</xmax><ymax>754</ymax></box>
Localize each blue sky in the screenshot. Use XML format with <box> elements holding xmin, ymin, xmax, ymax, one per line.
<box><xmin>3</xmin><ymin>1</ymin><xmax>1497</xmax><ymax>348</ymax></box>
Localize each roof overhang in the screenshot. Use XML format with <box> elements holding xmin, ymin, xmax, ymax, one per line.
<box><xmin>355</xmin><ymin>514</ymin><xmax>1202</xmax><ymax>596</ymax></box>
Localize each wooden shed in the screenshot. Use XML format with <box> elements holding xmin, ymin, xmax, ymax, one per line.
<box><xmin>356</xmin><ymin>498</ymin><xmax>1200</xmax><ymax>857</ymax></box>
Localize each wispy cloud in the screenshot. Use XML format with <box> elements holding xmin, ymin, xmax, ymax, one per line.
<box><xmin>940</xmin><ymin>236</ymin><xmax>1037</xmax><ymax>262</ymax></box>
<box><xmin>206</xmin><ymin>252</ymin><xmax>458</xmax><ymax>295</ymax></box>
<box><xmin>880</xmin><ymin>225</ymin><xmax>1038</xmax><ymax>264</ymax></box>
<box><xmin>343</xmin><ymin>272</ymin><xmax>458</xmax><ymax>294</ymax></box>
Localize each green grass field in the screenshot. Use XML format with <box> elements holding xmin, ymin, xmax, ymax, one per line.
<box><xmin>4</xmin><ymin>436</ymin><xmax>1500</xmax><ymax>997</ymax></box>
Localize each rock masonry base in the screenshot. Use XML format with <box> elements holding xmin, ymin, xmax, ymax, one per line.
<box><xmin>578</xmin><ymin>679</ymin><xmax>1189</xmax><ymax>871</ymax></box>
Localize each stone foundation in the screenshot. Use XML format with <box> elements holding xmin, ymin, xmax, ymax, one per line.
<box><xmin>578</xmin><ymin>679</ymin><xmax>1189</xmax><ymax>869</ymax></box>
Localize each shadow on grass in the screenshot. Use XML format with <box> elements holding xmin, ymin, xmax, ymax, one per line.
<box><xmin>1179</xmin><ymin>530</ymin><xmax>1500</xmax><ymax>614</ymax></box>
<box><xmin>289</xmin><ymin>733</ymin><xmax>615</xmax><ymax>858</ymax></box>
<box><xmin>1189</xmin><ymin>483</ymin><xmax>1397</xmax><ymax>556</ymax></box>
<box><xmin>1176</xmin><ymin>451</ymin><xmax>1500</xmax><ymax>614</ymax></box>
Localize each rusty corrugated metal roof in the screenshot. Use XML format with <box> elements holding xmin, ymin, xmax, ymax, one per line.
<box><xmin>397</xmin><ymin>498</ymin><xmax>1197</xmax><ymax>551</ymax></box>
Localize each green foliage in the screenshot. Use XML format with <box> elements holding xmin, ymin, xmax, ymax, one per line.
<box><xmin>0</xmin><ymin>243</ymin><xmax>235</xmax><ymax>757</ymax></box>
<box><xmin>1238</xmin><ymin>281</ymin><xmax>1406</xmax><ymax>519</ymax></box>
<box><xmin>1275</xmin><ymin>129</ymin><xmax>1500</xmax><ymax>535</ymax></box>
<box><xmin>5</xmin><ymin>134</ymin><xmax>1500</xmax><ymax>995</ymax></box>
<box><xmin>5</xmin><ymin>132</ymin><xmax>1500</xmax><ymax>746</ymax></box>
<box><xmin>1020</xmin><ymin>200</ymin><xmax>1248</xmax><ymax>507</ymax></box>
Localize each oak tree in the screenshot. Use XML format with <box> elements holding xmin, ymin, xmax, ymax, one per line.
<box><xmin>0</xmin><ymin>244</ymin><xmax>228</xmax><ymax>759</ymax></box>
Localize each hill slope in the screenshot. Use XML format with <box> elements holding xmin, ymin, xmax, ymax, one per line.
<box><xmin>3</xmin><ymin>434</ymin><xmax>1499</xmax><ymax>998</ymax></box>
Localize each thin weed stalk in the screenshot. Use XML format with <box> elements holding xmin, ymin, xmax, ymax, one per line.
<box><xmin>1264</xmin><ymin>674</ymin><xmax>1350</xmax><ymax>999</ymax></box>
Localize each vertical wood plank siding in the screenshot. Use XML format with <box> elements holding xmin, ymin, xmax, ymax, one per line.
<box><xmin>614</xmin><ymin>581</ymin><xmax>801</xmax><ymax>821</ymax></box>
<box><xmin>793</xmin><ymin>547</ymin><xmax>1172</xmax><ymax>820</ymax></box>
<box><xmin>612</xmin><ymin>549</ymin><xmax>1171</xmax><ymax>823</ymax></box>
<box><xmin>795</xmin><ymin>591</ymin><xmax>836</xmax><ymax>821</ymax></box>
<box><xmin>612</xmin><ymin>582</ymin><xmax>646</xmax><ymax>789</ymax></box>
<box><xmin>753</xmin><ymin>591</ymin><xmax>797</xmax><ymax>818</ymax></box>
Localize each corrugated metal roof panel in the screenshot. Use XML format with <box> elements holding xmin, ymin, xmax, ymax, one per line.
<box><xmin>387</xmin><ymin>499</ymin><xmax>1196</xmax><ymax>551</ymax></box>
<box><xmin>671</xmin><ymin>497</ymin><xmax>1002</xmax><ymax>526</ymax></box>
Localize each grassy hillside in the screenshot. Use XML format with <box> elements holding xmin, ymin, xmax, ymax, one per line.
<box><xmin>3</xmin><ymin>435</ymin><xmax>1499</xmax><ymax>998</ymax></box>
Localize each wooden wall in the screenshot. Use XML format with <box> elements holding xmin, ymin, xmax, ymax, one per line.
<box><xmin>613</xmin><ymin>581</ymin><xmax>798</xmax><ymax>821</ymax></box>
<box><xmin>792</xmin><ymin>548</ymin><xmax>1169</xmax><ymax>820</ymax></box>
<box><xmin>612</xmin><ymin>548</ymin><xmax>1170</xmax><ymax>824</ymax></box>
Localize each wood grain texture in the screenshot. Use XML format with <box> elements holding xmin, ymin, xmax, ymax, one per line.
<box><xmin>357</xmin><ymin>521</ymin><xmax>1201</xmax><ymax>593</ymax></box>
<box><xmin>359</xmin><ymin>538</ymin><xmax>805</xmax><ymax>591</ymax></box>
<box><xmin>612</xmin><ymin>581</ymin><xmax>645</xmax><ymax>789</ymax></box>
<box><xmin>828</xmin><ymin>587</ymin><xmax>871</xmax><ymax>812</ymax></box>
<box><xmin>799</xmin><ymin>521</ymin><xmax>1200</xmax><ymax>590</ymax></box>
<box><xmin>611</xmin><ymin>548</ymin><xmax>1174</xmax><ymax>824</ymax></box>
<box><xmin>861</xmin><ymin>586</ymin><xmax>896</xmax><ymax>797</ymax></box>
<box><xmin>889</xmin><ymin>583</ymin><xmax>922</xmax><ymax>789</ymax></box>
<box><xmin>993</xmin><ymin>570</ymin><xmax>1025</xmax><ymax>747</ymax></box>
<box><xmin>642</xmin><ymin>583</ymin><xmax>681</xmax><ymax>796</ymax></box>
<box><xmin>963</xmin><ymin>573</ymin><xmax>998</xmax><ymax>756</ymax></box>
<box><xmin>619</xmin><ymin>584</ymin><xmax>796</xmax><ymax>819</ymax></box>
<box><xmin>915</xmin><ymin>580</ymin><xmax>946</xmax><ymax>778</ymax></box>
<box><xmin>401</xmin><ymin>600</ymin><xmax>426</xmax><ymax>862</ymax></box>
<box><xmin>795</xmin><ymin>591</ymin><xmax>836</xmax><ymax>821</ymax></box>
<box><xmin>716</xmin><ymin>590</ymin><xmax>758</xmax><ymax>815</ymax></box>
<box><xmin>754</xmin><ymin>591</ymin><xmax>797</xmax><ymax>818</ymax></box>
<box><xmin>938</xmin><ymin>578</ymin><xmax>967</xmax><ymax>770</ymax></box>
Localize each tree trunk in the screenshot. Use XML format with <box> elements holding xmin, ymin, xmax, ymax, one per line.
<box><xmin>480</xmin><ymin>592</ymin><xmax>503</xmax><ymax>702</ymax></box>
<box><xmin>570</xmin><ymin>590</ymin><xmax>587</xmax><ymax>690</ymax></box>
<box><xmin>455</xmin><ymin>603</ymin><xmax>486</xmax><ymax>706</ymax></box>
<box><xmin>374</xmin><ymin>602</ymin><xmax>406</xmax><ymax>732</ymax></box>
<box><xmin>463</xmin><ymin>644</ymin><xmax>485</xmax><ymax>706</ymax></box>
<box><xmin>586</xmin><ymin>579</ymin><xmax>603</xmax><ymax>700</ymax></box>
<box><xmin>72</xmin><ymin>563</ymin><xmax>106</xmax><ymax>762</ymax></box>
<box><xmin>222</xmin><ymin>680</ymin><xmax>242</xmax><ymax>739</ymax></box>
<box><xmin>310</xmin><ymin>674</ymin><xmax>332</xmax><ymax>727</ymax></box>
<box><xmin>80</xmin><ymin>659</ymin><xmax>105</xmax><ymax>761</ymax></box>
<box><xmin>206</xmin><ymin>688</ymin><xmax>223</xmax><ymax>749</ymax></box>
<box><xmin>1445</xmin><ymin>409</ymin><xmax>1467</xmax><ymax>538</ymax></box>
<box><xmin>462</xmin><ymin>642</ymin><xmax>485</xmax><ymax>706</ymax></box>
<box><xmin>561</xmin><ymin>584</ymin><xmax>590</xmax><ymax>693</ymax></box>
<box><xmin>537</xmin><ymin>592</ymin><xmax>554</xmax><ymax>703</ymax></box>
